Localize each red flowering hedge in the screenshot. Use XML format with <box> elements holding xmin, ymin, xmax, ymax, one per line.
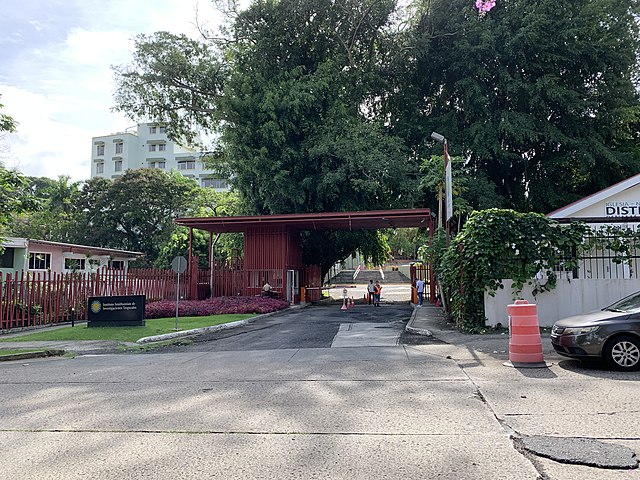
<box><xmin>145</xmin><ymin>296</ymin><xmax>290</xmax><ymax>319</ymax></box>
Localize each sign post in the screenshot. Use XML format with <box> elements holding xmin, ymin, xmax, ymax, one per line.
<box><xmin>171</xmin><ymin>256</ymin><xmax>188</xmax><ymax>331</ymax></box>
<box><xmin>444</xmin><ymin>140</ymin><xmax>453</xmax><ymax>246</ymax></box>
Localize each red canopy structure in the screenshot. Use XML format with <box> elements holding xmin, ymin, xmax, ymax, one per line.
<box><xmin>176</xmin><ymin>209</ymin><xmax>434</xmax><ymax>303</ymax></box>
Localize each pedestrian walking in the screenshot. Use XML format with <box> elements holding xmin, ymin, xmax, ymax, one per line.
<box><xmin>415</xmin><ymin>278</ymin><xmax>425</xmax><ymax>307</ymax></box>
<box><xmin>373</xmin><ymin>280</ymin><xmax>382</xmax><ymax>307</ymax></box>
<box><xmin>367</xmin><ymin>279</ymin><xmax>375</xmax><ymax>305</ymax></box>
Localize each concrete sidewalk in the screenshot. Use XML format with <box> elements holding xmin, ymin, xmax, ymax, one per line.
<box><xmin>404</xmin><ymin>303</ymin><xmax>640</xmax><ymax>477</ymax></box>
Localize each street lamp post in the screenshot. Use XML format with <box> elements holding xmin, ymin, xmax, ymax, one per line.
<box><xmin>431</xmin><ymin>131</ymin><xmax>452</xmax><ymax>246</ymax></box>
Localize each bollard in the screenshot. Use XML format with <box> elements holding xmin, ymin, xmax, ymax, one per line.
<box><xmin>503</xmin><ymin>300</ymin><xmax>550</xmax><ymax>368</ymax></box>
<box><xmin>71</xmin><ymin>307</ymin><xmax>75</xmax><ymax>327</ymax></box>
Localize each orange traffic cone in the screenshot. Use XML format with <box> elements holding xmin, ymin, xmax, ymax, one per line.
<box><xmin>341</xmin><ymin>297</ymin><xmax>347</xmax><ymax>311</ymax></box>
<box><xmin>504</xmin><ymin>300</ymin><xmax>550</xmax><ymax>368</ymax></box>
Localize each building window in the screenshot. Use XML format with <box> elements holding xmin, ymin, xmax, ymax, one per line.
<box><xmin>148</xmin><ymin>161</ymin><xmax>165</xmax><ymax>169</ymax></box>
<box><xmin>29</xmin><ymin>252</ymin><xmax>51</xmax><ymax>270</ymax></box>
<box><xmin>115</xmin><ymin>142</ymin><xmax>123</xmax><ymax>154</ymax></box>
<box><xmin>0</xmin><ymin>247</ymin><xmax>14</xmax><ymax>268</ymax></box>
<box><xmin>159</xmin><ymin>126</ymin><xmax>167</xmax><ymax>134</ymax></box>
<box><xmin>149</xmin><ymin>143</ymin><xmax>166</xmax><ymax>152</ymax></box>
<box><xmin>109</xmin><ymin>260</ymin><xmax>125</xmax><ymax>270</ymax></box>
<box><xmin>202</xmin><ymin>178</ymin><xmax>229</xmax><ymax>189</ymax></box>
<box><xmin>96</xmin><ymin>144</ymin><xmax>105</xmax><ymax>156</ymax></box>
<box><xmin>96</xmin><ymin>163</ymin><xmax>104</xmax><ymax>174</ymax></box>
<box><xmin>149</xmin><ymin>126</ymin><xmax>157</xmax><ymax>134</ymax></box>
<box><xmin>88</xmin><ymin>259</ymin><xmax>102</xmax><ymax>269</ymax></box>
<box><xmin>114</xmin><ymin>160</ymin><xmax>123</xmax><ymax>172</ymax></box>
<box><xmin>64</xmin><ymin>258</ymin><xmax>86</xmax><ymax>271</ymax></box>
<box><xmin>178</xmin><ymin>160</ymin><xmax>196</xmax><ymax>170</ymax></box>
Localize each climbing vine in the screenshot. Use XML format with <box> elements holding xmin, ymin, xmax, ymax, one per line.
<box><xmin>432</xmin><ymin>209</ymin><xmax>589</xmax><ymax>332</ymax></box>
<box><xmin>425</xmin><ymin>209</ymin><xmax>640</xmax><ymax>332</ymax></box>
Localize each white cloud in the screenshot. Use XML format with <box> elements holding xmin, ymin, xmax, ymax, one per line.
<box><xmin>2</xmin><ymin>85</ymin><xmax>129</xmax><ymax>181</ymax></box>
<box><xmin>1</xmin><ymin>0</ymin><xmax>228</xmax><ymax>182</ymax></box>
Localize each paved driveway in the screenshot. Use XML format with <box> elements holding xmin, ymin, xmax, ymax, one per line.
<box><xmin>0</xmin><ymin>303</ymin><xmax>638</xmax><ymax>479</ymax></box>
<box><xmin>152</xmin><ymin>303</ymin><xmax>413</xmax><ymax>352</ymax></box>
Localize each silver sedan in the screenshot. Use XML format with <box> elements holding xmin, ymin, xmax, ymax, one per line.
<box><xmin>551</xmin><ymin>292</ymin><xmax>640</xmax><ymax>371</ymax></box>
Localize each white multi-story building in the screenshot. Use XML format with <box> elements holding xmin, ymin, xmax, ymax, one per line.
<box><xmin>90</xmin><ymin>123</ymin><xmax>229</xmax><ymax>190</ymax></box>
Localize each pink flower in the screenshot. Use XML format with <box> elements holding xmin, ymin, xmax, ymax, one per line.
<box><xmin>476</xmin><ymin>0</ymin><xmax>496</xmax><ymax>13</ymax></box>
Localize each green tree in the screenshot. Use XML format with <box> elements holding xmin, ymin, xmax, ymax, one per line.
<box><xmin>392</xmin><ymin>0</ymin><xmax>640</xmax><ymax>212</ymax></box>
<box><xmin>0</xmin><ymin>168</ymin><xmax>38</xmax><ymax>237</ymax></box>
<box><xmin>0</xmin><ymin>104</ymin><xmax>39</xmax><ymax>242</ymax></box>
<box><xmin>113</xmin><ymin>0</ymin><xmax>415</xmax><ymax>275</ymax></box>
<box><xmin>155</xmin><ymin>190</ymin><xmax>244</xmax><ymax>268</ymax></box>
<box><xmin>10</xmin><ymin>176</ymin><xmax>82</xmax><ymax>242</ymax></box>
<box><xmin>0</xmin><ymin>98</ymin><xmax>17</xmax><ymax>135</ymax></box>
<box><xmin>75</xmin><ymin>169</ymin><xmax>200</xmax><ymax>264</ymax></box>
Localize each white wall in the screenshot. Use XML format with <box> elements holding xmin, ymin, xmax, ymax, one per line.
<box><xmin>484</xmin><ymin>279</ymin><xmax>640</xmax><ymax>327</ymax></box>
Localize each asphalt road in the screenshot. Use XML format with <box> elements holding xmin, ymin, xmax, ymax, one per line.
<box><xmin>1</xmin><ymin>303</ymin><xmax>638</xmax><ymax>479</ymax></box>
<box><xmin>151</xmin><ymin>302</ymin><xmax>416</xmax><ymax>352</ymax></box>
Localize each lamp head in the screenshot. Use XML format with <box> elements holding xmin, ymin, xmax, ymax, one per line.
<box><xmin>430</xmin><ymin>131</ymin><xmax>446</xmax><ymax>143</ymax></box>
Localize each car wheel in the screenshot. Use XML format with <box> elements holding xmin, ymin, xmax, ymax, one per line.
<box><xmin>604</xmin><ymin>335</ymin><xmax>640</xmax><ymax>371</ymax></box>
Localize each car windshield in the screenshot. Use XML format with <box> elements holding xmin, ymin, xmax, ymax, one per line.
<box><xmin>603</xmin><ymin>291</ymin><xmax>640</xmax><ymax>313</ymax></box>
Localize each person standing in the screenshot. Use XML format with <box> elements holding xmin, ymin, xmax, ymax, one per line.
<box><xmin>367</xmin><ymin>279</ymin><xmax>375</xmax><ymax>305</ymax></box>
<box><xmin>415</xmin><ymin>278</ymin><xmax>425</xmax><ymax>307</ymax></box>
<box><xmin>373</xmin><ymin>280</ymin><xmax>382</xmax><ymax>307</ymax></box>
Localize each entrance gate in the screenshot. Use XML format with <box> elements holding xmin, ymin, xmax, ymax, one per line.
<box><xmin>177</xmin><ymin>209</ymin><xmax>434</xmax><ymax>304</ymax></box>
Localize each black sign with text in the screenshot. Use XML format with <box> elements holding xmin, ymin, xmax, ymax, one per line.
<box><xmin>87</xmin><ymin>295</ymin><xmax>146</xmax><ymax>327</ymax></box>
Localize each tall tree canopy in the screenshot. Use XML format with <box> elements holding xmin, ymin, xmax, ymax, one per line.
<box><xmin>395</xmin><ymin>0</ymin><xmax>640</xmax><ymax>212</ymax></box>
<box><xmin>114</xmin><ymin>0</ymin><xmax>411</xmax><ymax>270</ymax></box>
<box><xmin>113</xmin><ymin>0</ymin><xmax>640</xmax><ymax>267</ymax></box>
<box><xmin>76</xmin><ymin>169</ymin><xmax>200</xmax><ymax>263</ymax></box>
<box><xmin>10</xmin><ymin>176</ymin><xmax>82</xmax><ymax>242</ymax></box>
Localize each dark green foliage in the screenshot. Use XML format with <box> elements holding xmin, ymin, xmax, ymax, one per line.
<box><xmin>113</xmin><ymin>0</ymin><xmax>417</xmax><ymax>271</ymax></box>
<box><xmin>10</xmin><ymin>176</ymin><xmax>82</xmax><ymax>243</ymax></box>
<box><xmin>0</xmin><ymin>168</ymin><xmax>39</xmax><ymax>238</ymax></box>
<box><xmin>394</xmin><ymin>0</ymin><xmax>640</xmax><ymax>213</ymax></box>
<box><xmin>112</xmin><ymin>0</ymin><xmax>640</xmax><ymax>280</ymax></box>
<box><xmin>75</xmin><ymin>169</ymin><xmax>200</xmax><ymax>263</ymax></box>
<box><xmin>437</xmin><ymin>209</ymin><xmax>588</xmax><ymax>331</ymax></box>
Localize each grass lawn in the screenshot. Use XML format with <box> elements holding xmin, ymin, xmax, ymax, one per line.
<box><xmin>0</xmin><ymin>314</ymin><xmax>255</xmax><ymax>343</ymax></box>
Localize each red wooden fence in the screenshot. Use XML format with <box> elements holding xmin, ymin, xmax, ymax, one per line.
<box><xmin>0</xmin><ymin>269</ymin><xmax>183</xmax><ymax>331</ymax></box>
<box><xmin>1</xmin><ymin>261</ymin><xmax>321</xmax><ymax>331</ymax></box>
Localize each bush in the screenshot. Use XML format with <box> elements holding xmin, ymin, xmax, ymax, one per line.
<box><xmin>145</xmin><ymin>296</ymin><xmax>290</xmax><ymax>319</ymax></box>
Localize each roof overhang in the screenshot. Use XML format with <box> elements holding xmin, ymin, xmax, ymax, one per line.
<box><xmin>27</xmin><ymin>239</ymin><xmax>144</xmax><ymax>258</ymax></box>
<box><xmin>176</xmin><ymin>209</ymin><xmax>433</xmax><ymax>233</ymax></box>
<box><xmin>547</xmin><ymin>172</ymin><xmax>640</xmax><ymax>218</ymax></box>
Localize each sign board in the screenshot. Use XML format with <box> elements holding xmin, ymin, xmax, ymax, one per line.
<box><xmin>444</xmin><ymin>145</ymin><xmax>453</xmax><ymax>222</ymax></box>
<box><xmin>88</xmin><ymin>295</ymin><xmax>146</xmax><ymax>327</ymax></box>
<box><xmin>171</xmin><ymin>255</ymin><xmax>188</xmax><ymax>273</ymax></box>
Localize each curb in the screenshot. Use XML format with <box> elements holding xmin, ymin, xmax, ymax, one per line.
<box><xmin>404</xmin><ymin>306</ymin><xmax>434</xmax><ymax>336</ymax></box>
<box><xmin>137</xmin><ymin>318</ymin><xmax>253</xmax><ymax>344</ymax></box>
<box><xmin>0</xmin><ymin>349</ymin><xmax>66</xmax><ymax>362</ymax></box>
<box><xmin>136</xmin><ymin>306</ymin><xmax>302</xmax><ymax>344</ymax></box>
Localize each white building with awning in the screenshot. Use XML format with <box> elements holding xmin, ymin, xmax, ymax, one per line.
<box><xmin>484</xmin><ymin>174</ymin><xmax>640</xmax><ymax>327</ymax></box>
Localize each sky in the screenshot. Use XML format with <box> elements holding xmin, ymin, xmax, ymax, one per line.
<box><xmin>0</xmin><ymin>0</ymin><xmax>226</xmax><ymax>182</ymax></box>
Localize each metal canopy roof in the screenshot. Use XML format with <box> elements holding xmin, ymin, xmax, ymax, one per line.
<box><xmin>176</xmin><ymin>209</ymin><xmax>433</xmax><ymax>233</ymax></box>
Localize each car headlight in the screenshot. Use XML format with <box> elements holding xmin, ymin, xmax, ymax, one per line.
<box><xmin>562</xmin><ymin>326</ymin><xmax>600</xmax><ymax>335</ymax></box>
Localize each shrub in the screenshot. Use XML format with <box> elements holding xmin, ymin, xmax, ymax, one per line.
<box><xmin>145</xmin><ymin>296</ymin><xmax>290</xmax><ymax>319</ymax></box>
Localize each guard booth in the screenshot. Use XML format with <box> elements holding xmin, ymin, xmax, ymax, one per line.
<box><xmin>176</xmin><ymin>209</ymin><xmax>434</xmax><ymax>304</ymax></box>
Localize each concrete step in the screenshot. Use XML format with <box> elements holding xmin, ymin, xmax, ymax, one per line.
<box><xmin>329</xmin><ymin>269</ymin><xmax>410</xmax><ymax>285</ymax></box>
